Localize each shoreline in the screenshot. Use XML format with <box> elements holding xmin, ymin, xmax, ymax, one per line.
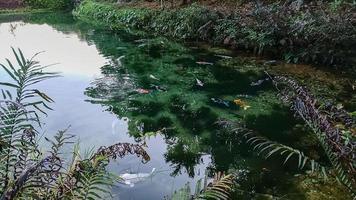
<box><xmin>73</xmin><ymin>0</ymin><xmax>356</xmax><ymax>67</ymax></box>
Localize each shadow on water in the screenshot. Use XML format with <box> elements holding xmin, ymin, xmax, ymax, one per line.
<box><xmin>1</xmin><ymin>12</ymin><xmax>353</xmax><ymax>199</ymax></box>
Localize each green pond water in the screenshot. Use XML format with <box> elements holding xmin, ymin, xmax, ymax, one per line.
<box><xmin>0</xmin><ymin>12</ymin><xmax>354</xmax><ymax>199</ymax></box>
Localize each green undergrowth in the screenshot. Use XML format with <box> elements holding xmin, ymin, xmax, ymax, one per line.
<box><xmin>74</xmin><ymin>0</ymin><xmax>356</xmax><ymax>66</ymax></box>
<box><xmin>24</xmin><ymin>0</ymin><xmax>74</xmax><ymax>10</ymax></box>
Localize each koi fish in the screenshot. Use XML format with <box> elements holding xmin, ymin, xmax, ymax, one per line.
<box><xmin>263</xmin><ymin>60</ymin><xmax>277</xmax><ymax>66</ymax></box>
<box><xmin>250</xmin><ymin>78</ymin><xmax>269</xmax><ymax>86</ymax></box>
<box><xmin>215</xmin><ymin>55</ymin><xmax>232</xmax><ymax>59</ymax></box>
<box><xmin>150</xmin><ymin>85</ymin><xmax>167</xmax><ymax>91</ymax></box>
<box><xmin>234</xmin><ymin>99</ymin><xmax>251</xmax><ymax>110</ymax></box>
<box><xmin>116</xmin><ymin>55</ymin><xmax>125</xmax><ymax>67</ymax></box>
<box><xmin>118</xmin><ymin>168</ymin><xmax>156</xmax><ymax>187</ymax></box>
<box><xmin>136</xmin><ymin>88</ymin><xmax>150</xmax><ymax>94</ymax></box>
<box><xmin>196</xmin><ymin>78</ymin><xmax>204</xmax><ymax>87</ymax></box>
<box><xmin>196</xmin><ymin>61</ymin><xmax>214</xmax><ymax>65</ymax></box>
<box><xmin>117</xmin><ymin>55</ymin><xmax>125</xmax><ymax>62</ymax></box>
<box><xmin>211</xmin><ymin>98</ymin><xmax>230</xmax><ymax>107</ymax></box>
<box><xmin>149</xmin><ymin>74</ymin><xmax>159</xmax><ymax>81</ymax></box>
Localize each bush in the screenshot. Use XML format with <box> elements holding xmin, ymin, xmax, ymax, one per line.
<box><xmin>75</xmin><ymin>1</ymin><xmax>219</xmax><ymax>40</ymax></box>
<box><xmin>73</xmin><ymin>1</ymin><xmax>154</xmax><ymax>29</ymax></box>
<box><xmin>75</xmin><ymin>0</ymin><xmax>356</xmax><ymax>65</ymax></box>
<box><xmin>25</xmin><ymin>0</ymin><xmax>73</xmax><ymax>9</ymax></box>
<box><xmin>151</xmin><ymin>4</ymin><xmax>219</xmax><ymax>40</ymax></box>
<box><xmin>213</xmin><ymin>2</ymin><xmax>356</xmax><ymax>64</ymax></box>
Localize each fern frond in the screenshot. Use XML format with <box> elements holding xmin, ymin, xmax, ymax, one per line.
<box><xmin>271</xmin><ymin>75</ymin><xmax>356</xmax><ymax>194</ymax></box>
<box><xmin>70</xmin><ymin>170</ymin><xmax>113</xmax><ymax>200</ymax></box>
<box><xmin>218</xmin><ymin>120</ymin><xmax>327</xmax><ymax>174</ymax></box>
<box><xmin>196</xmin><ymin>174</ymin><xmax>235</xmax><ymax>200</ymax></box>
<box><xmin>0</xmin><ymin>48</ymin><xmax>58</xmax><ymax>194</ymax></box>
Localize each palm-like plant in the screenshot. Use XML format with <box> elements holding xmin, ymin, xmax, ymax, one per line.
<box><xmin>0</xmin><ymin>48</ymin><xmax>59</xmax><ymax>194</ymax></box>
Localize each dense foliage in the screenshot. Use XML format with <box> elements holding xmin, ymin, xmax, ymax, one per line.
<box><xmin>74</xmin><ymin>0</ymin><xmax>356</xmax><ymax>65</ymax></box>
<box><xmin>24</xmin><ymin>0</ymin><xmax>74</xmax><ymax>9</ymax></box>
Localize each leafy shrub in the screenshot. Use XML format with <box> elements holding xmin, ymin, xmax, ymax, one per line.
<box><xmin>74</xmin><ymin>1</ymin><xmax>219</xmax><ymax>40</ymax></box>
<box><xmin>74</xmin><ymin>1</ymin><xmax>154</xmax><ymax>29</ymax></box>
<box><xmin>75</xmin><ymin>0</ymin><xmax>356</xmax><ymax>65</ymax></box>
<box><xmin>213</xmin><ymin>2</ymin><xmax>356</xmax><ymax>64</ymax></box>
<box><xmin>25</xmin><ymin>0</ymin><xmax>73</xmax><ymax>9</ymax></box>
<box><xmin>151</xmin><ymin>4</ymin><xmax>219</xmax><ymax>40</ymax></box>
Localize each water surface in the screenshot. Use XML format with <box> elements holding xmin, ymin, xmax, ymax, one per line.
<box><xmin>0</xmin><ymin>13</ymin><xmax>352</xmax><ymax>199</ymax></box>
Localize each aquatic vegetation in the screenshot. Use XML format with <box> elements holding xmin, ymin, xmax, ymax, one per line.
<box><xmin>81</xmin><ymin>29</ymin><xmax>354</xmax><ymax>197</ymax></box>
<box><xmin>80</xmin><ymin>26</ymin><xmax>352</xmax><ymax>197</ymax></box>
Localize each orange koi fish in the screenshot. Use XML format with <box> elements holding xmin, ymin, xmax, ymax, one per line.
<box><xmin>234</xmin><ymin>99</ymin><xmax>251</xmax><ymax>110</ymax></box>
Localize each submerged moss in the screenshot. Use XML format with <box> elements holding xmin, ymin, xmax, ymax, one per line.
<box><xmin>293</xmin><ymin>173</ymin><xmax>353</xmax><ymax>200</ymax></box>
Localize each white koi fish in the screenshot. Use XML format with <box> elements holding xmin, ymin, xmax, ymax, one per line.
<box><xmin>119</xmin><ymin>168</ymin><xmax>156</xmax><ymax>187</ymax></box>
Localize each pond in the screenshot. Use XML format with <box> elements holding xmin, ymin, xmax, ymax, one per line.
<box><xmin>0</xmin><ymin>13</ymin><xmax>353</xmax><ymax>199</ymax></box>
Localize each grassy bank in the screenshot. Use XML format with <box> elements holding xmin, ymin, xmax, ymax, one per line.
<box><xmin>73</xmin><ymin>0</ymin><xmax>356</xmax><ymax>66</ymax></box>
<box><xmin>0</xmin><ymin>7</ymin><xmax>50</xmax><ymax>15</ymax></box>
<box><xmin>24</xmin><ymin>0</ymin><xmax>74</xmax><ymax>10</ymax></box>
<box><xmin>0</xmin><ymin>0</ymin><xmax>74</xmax><ymax>10</ymax></box>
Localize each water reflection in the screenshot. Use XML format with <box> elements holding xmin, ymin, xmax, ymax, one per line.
<box><xmin>0</xmin><ymin>14</ymin><xmax>214</xmax><ymax>199</ymax></box>
<box><xmin>0</xmin><ymin>22</ymin><xmax>106</xmax><ymax>77</ymax></box>
<box><xmin>1</xmin><ymin>12</ymin><xmax>351</xmax><ymax>199</ymax></box>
